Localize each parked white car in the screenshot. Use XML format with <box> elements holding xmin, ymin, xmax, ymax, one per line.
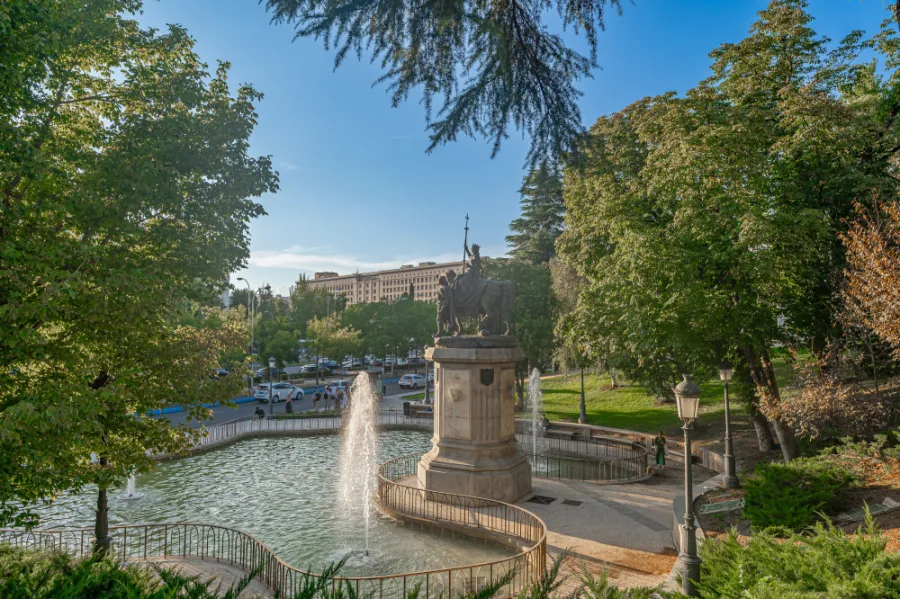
<box><xmin>254</xmin><ymin>382</ymin><xmax>302</xmax><ymax>403</ymax></box>
<box><xmin>399</xmin><ymin>374</ymin><xmax>426</xmax><ymax>389</ymax></box>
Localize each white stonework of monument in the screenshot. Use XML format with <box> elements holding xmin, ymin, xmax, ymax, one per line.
<box><xmin>417</xmin><ymin>337</ymin><xmax>532</xmax><ymax>503</ymax></box>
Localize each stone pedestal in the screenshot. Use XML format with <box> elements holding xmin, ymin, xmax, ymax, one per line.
<box><xmin>417</xmin><ymin>337</ymin><xmax>532</xmax><ymax>503</ymax></box>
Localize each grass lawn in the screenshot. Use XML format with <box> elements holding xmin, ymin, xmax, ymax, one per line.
<box><xmin>403</xmin><ymin>392</ymin><xmax>425</xmax><ymax>401</ymax></box>
<box><xmin>533</xmin><ymin>373</ymin><xmax>729</xmax><ymax>434</ymax></box>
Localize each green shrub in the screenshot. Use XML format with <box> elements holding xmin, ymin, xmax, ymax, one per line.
<box><xmin>743</xmin><ymin>457</ymin><xmax>855</xmax><ymax>531</ymax></box>
<box><xmin>0</xmin><ymin>545</ymin><xmax>354</xmax><ymax>599</ymax></box>
<box><xmin>697</xmin><ymin>516</ymin><xmax>900</xmax><ymax>599</ymax></box>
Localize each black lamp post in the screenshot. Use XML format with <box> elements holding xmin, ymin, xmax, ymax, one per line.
<box><xmin>268</xmin><ymin>356</ymin><xmax>275</xmax><ymax>418</ymax></box>
<box><xmin>719</xmin><ymin>362</ymin><xmax>740</xmax><ymax>489</ymax></box>
<box><xmin>675</xmin><ymin>374</ymin><xmax>702</xmax><ymax>597</ymax></box>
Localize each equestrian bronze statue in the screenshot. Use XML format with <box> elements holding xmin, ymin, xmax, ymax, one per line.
<box><xmin>436</xmin><ymin>242</ymin><xmax>515</xmax><ymax>337</ymax></box>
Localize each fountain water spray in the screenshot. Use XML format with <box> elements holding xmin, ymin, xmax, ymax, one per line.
<box><xmin>338</xmin><ymin>372</ymin><xmax>379</xmax><ymax>556</ymax></box>
<box><xmin>118</xmin><ymin>473</ymin><xmax>143</xmax><ymax>500</ymax></box>
<box><xmin>528</xmin><ymin>368</ymin><xmax>543</xmax><ymax>456</ymax></box>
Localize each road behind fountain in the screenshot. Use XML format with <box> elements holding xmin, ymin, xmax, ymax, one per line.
<box><xmin>29</xmin><ymin>430</ymin><xmax>515</xmax><ymax>575</ymax></box>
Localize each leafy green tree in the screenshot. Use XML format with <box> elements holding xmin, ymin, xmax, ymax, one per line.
<box><xmin>307</xmin><ymin>315</ymin><xmax>362</xmax><ymax>366</ymax></box>
<box><xmin>507</xmin><ymin>163</ymin><xmax>565</xmax><ymax>264</ymax></box>
<box><xmin>482</xmin><ymin>259</ymin><xmax>556</xmax><ymax>407</ymax></box>
<box><xmin>230</xmin><ymin>288</ymin><xmax>252</xmax><ymax>312</ymax></box>
<box><xmin>262</xmin><ymin>0</ymin><xmax>625</xmax><ymax>164</ymax></box>
<box><xmin>267</xmin><ymin>330</ymin><xmax>301</xmax><ymax>368</ymax></box>
<box><xmin>559</xmin><ymin>0</ymin><xmax>900</xmax><ymax>461</ymax></box>
<box><xmin>0</xmin><ymin>0</ymin><xmax>276</xmax><ymax>532</ymax></box>
<box><xmin>342</xmin><ymin>299</ymin><xmax>434</xmax><ymax>365</ymax></box>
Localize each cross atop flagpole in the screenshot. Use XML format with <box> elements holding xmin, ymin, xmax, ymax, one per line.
<box><xmin>461</xmin><ymin>214</ymin><xmax>470</xmax><ymax>273</ymax></box>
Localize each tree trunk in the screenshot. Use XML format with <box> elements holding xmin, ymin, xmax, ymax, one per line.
<box><xmin>93</xmin><ymin>457</ymin><xmax>111</xmax><ymax>557</ymax></box>
<box><xmin>760</xmin><ymin>349</ymin><xmax>799</xmax><ymax>461</ymax></box>
<box><xmin>609</xmin><ymin>368</ymin><xmax>618</xmax><ymax>389</ymax></box>
<box><xmin>741</xmin><ymin>346</ymin><xmax>799</xmax><ymax>462</ymax></box>
<box><xmin>750</xmin><ymin>410</ymin><xmax>776</xmax><ymax>451</ymax></box>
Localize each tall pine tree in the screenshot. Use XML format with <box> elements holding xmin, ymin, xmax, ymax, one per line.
<box><xmin>506</xmin><ymin>163</ymin><xmax>565</xmax><ymax>264</ymax></box>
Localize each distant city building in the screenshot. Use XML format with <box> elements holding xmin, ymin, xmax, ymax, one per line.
<box><xmin>307</xmin><ymin>261</ymin><xmax>465</xmax><ymax>305</ymax></box>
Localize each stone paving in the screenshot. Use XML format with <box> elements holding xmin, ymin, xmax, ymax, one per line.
<box><xmin>133</xmin><ymin>557</ymin><xmax>274</xmax><ymax>598</ymax></box>
<box><xmin>517</xmin><ymin>459</ymin><xmax>715</xmax><ymax>593</ymax></box>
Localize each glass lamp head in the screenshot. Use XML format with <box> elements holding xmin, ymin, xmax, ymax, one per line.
<box><xmin>718</xmin><ymin>362</ymin><xmax>734</xmax><ymax>382</ymax></box>
<box><xmin>674</xmin><ymin>374</ymin><xmax>701</xmax><ymax>423</ymax></box>
<box><xmin>268</xmin><ymin>356</ymin><xmax>276</xmax><ymax>369</ymax></box>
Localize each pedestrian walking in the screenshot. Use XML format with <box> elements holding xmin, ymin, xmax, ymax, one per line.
<box><xmin>313</xmin><ymin>391</ymin><xmax>321</xmax><ymax>411</ymax></box>
<box><xmin>285</xmin><ymin>395</ymin><xmax>293</xmax><ymax>414</ymax></box>
<box><xmin>654</xmin><ymin>431</ymin><xmax>666</xmax><ymax>468</ymax></box>
<box><xmin>336</xmin><ymin>388</ymin><xmax>345</xmax><ymax>411</ymax></box>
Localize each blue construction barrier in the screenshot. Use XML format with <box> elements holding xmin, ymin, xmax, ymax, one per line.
<box><xmin>149</xmin><ymin>395</ymin><xmax>256</xmax><ymax>416</ymax></box>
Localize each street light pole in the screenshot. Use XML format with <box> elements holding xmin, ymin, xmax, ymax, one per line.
<box><xmin>719</xmin><ymin>363</ymin><xmax>740</xmax><ymax>489</ymax></box>
<box><xmin>268</xmin><ymin>356</ymin><xmax>275</xmax><ymax>418</ymax></box>
<box><xmin>237</xmin><ymin>277</ymin><xmax>254</xmax><ymax>394</ymax></box>
<box><xmin>674</xmin><ymin>375</ymin><xmax>702</xmax><ymax>597</ymax></box>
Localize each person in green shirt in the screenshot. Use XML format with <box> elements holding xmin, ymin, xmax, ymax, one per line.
<box><xmin>654</xmin><ymin>431</ymin><xmax>666</xmax><ymax>468</ymax></box>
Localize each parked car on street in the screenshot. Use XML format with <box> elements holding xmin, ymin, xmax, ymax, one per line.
<box><xmin>254</xmin><ymin>382</ymin><xmax>301</xmax><ymax>403</ymax></box>
<box><xmin>399</xmin><ymin>374</ymin><xmax>426</xmax><ymax>389</ymax></box>
<box><xmin>255</xmin><ymin>367</ymin><xmax>286</xmax><ymax>378</ymax></box>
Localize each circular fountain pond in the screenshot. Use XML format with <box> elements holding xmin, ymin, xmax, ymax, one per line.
<box><xmin>29</xmin><ymin>430</ymin><xmax>516</xmax><ymax>575</ymax></box>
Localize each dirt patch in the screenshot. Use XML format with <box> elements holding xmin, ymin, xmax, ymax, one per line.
<box><xmin>696</xmin><ymin>454</ymin><xmax>900</xmax><ymax>547</ymax></box>
<box><xmin>695</xmin><ymin>488</ymin><xmax>751</xmax><ymax>541</ymax></box>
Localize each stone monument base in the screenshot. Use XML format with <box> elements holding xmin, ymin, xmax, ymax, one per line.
<box><xmin>417</xmin><ymin>336</ymin><xmax>532</xmax><ymax>503</ymax></box>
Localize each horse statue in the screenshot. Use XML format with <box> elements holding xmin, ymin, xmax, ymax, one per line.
<box><xmin>436</xmin><ymin>243</ymin><xmax>515</xmax><ymax>337</ymax></box>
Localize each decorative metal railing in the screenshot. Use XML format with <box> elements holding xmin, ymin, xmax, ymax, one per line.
<box><xmin>523</xmin><ymin>451</ymin><xmax>647</xmax><ymax>482</ymax></box>
<box><xmin>0</xmin><ymin>454</ymin><xmax>547</xmax><ymax>599</ymax></box>
<box><xmin>1</xmin><ymin>413</ymin><xmax>657</xmax><ymax>597</ymax></box>
<box><xmin>191</xmin><ymin>411</ymin><xmax>434</xmax><ymax>450</ymax></box>
<box><xmin>514</xmin><ymin>424</ymin><xmax>649</xmax><ymax>482</ymax></box>
<box><xmin>377</xmin><ymin>454</ymin><xmax>547</xmax><ymax>598</ymax></box>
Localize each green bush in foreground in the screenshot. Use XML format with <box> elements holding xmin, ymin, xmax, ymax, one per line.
<box><xmin>696</xmin><ymin>516</ymin><xmax>900</xmax><ymax>599</ymax></box>
<box><xmin>0</xmin><ymin>544</ymin><xmax>665</xmax><ymax>599</ymax></box>
<box><xmin>742</xmin><ymin>457</ymin><xmax>855</xmax><ymax>531</ymax></box>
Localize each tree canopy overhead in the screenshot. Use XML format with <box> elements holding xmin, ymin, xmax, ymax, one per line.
<box><xmin>263</xmin><ymin>0</ymin><xmax>623</xmax><ymax>164</ymax></box>
<box><xmin>506</xmin><ymin>163</ymin><xmax>565</xmax><ymax>264</ymax></box>
<box><xmin>558</xmin><ymin>0</ymin><xmax>900</xmax><ymax>461</ymax></box>
<box><xmin>0</xmin><ymin>0</ymin><xmax>277</xmax><ymax>525</ymax></box>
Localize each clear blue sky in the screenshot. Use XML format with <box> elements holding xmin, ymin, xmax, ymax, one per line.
<box><xmin>137</xmin><ymin>0</ymin><xmax>890</xmax><ymax>295</ymax></box>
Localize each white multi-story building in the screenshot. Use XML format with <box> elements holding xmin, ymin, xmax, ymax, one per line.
<box><xmin>306</xmin><ymin>261</ymin><xmax>465</xmax><ymax>305</ymax></box>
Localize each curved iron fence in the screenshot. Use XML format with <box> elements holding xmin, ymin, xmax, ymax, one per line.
<box><xmin>377</xmin><ymin>454</ymin><xmax>547</xmax><ymax>598</ymax></box>
<box><xmin>189</xmin><ymin>413</ymin><xmax>647</xmax><ymax>484</ymax></box>
<box><xmin>0</xmin><ymin>412</ymin><xmax>653</xmax><ymax>597</ymax></box>
<box><xmin>0</xmin><ymin>464</ymin><xmax>547</xmax><ymax>599</ymax></box>
<box><xmin>191</xmin><ymin>411</ymin><xmax>434</xmax><ymax>450</ymax></box>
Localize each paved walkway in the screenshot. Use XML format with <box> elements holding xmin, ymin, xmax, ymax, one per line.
<box><xmin>132</xmin><ymin>557</ymin><xmax>273</xmax><ymax>598</ymax></box>
<box><xmin>517</xmin><ymin>459</ymin><xmax>714</xmax><ymax>592</ymax></box>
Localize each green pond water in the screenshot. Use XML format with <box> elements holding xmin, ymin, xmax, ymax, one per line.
<box><xmin>30</xmin><ymin>430</ymin><xmax>516</xmax><ymax>575</ymax></box>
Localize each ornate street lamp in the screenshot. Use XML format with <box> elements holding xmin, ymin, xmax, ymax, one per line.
<box><xmin>268</xmin><ymin>356</ymin><xmax>276</xmax><ymax>417</ymax></box>
<box><xmin>719</xmin><ymin>362</ymin><xmax>740</xmax><ymax>489</ymax></box>
<box><xmin>674</xmin><ymin>374</ymin><xmax>702</xmax><ymax>597</ymax></box>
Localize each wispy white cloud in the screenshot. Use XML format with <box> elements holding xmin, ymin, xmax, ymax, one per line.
<box><xmin>279</xmin><ymin>161</ymin><xmax>298</xmax><ymax>171</ymax></box>
<box><xmin>248</xmin><ymin>245</ymin><xmax>507</xmax><ymax>276</ymax></box>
